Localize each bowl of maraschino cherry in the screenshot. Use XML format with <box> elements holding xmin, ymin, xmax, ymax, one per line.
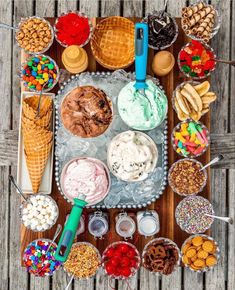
<box><xmin>102</xmin><ymin>241</ymin><xmax>141</xmax><ymax>279</ymax></box>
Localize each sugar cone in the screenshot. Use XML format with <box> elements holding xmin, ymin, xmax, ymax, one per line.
<box><xmin>24</xmin><ymin>131</ymin><xmax>53</xmax><ymax>153</ymax></box>
<box><xmin>23</xmin><ymin>95</ymin><xmax>52</xmax><ymax>119</ymax></box>
<box><xmin>24</xmin><ymin>141</ymin><xmax>52</xmax><ymax>193</ymax></box>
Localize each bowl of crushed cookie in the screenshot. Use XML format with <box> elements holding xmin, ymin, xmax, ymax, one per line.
<box><xmin>168</xmin><ymin>158</ymin><xmax>207</xmax><ymax>196</ymax></box>
<box><xmin>142</xmin><ymin>237</ymin><xmax>181</xmax><ymax>275</ymax></box>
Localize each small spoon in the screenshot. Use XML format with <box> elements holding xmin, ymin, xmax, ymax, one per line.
<box><xmin>200</xmin><ymin>154</ymin><xmax>224</xmax><ymax>171</ymax></box>
<box><xmin>36</xmin><ymin>224</ymin><xmax>62</xmax><ymax>275</ymax></box>
<box><xmin>164</xmin><ymin>0</ymin><xmax>169</xmax><ymax>12</ymax></box>
<box><xmin>65</xmin><ymin>275</ymin><xmax>75</xmax><ymax>290</ymax></box>
<box><xmin>205</xmin><ymin>213</ymin><xmax>233</xmax><ymax>224</ymax></box>
<box><xmin>35</xmin><ymin>81</ymin><xmax>49</xmax><ymax>118</ymax></box>
<box><xmin>0</xmin><ymin>22</ymin><xmax>18</xmax><ymax>31</ymax></box>
<box><xmin>9</xmin><ymin>175</ymin><xmax>32</xmax><ymax>204</ymax></box>
<box><xmin>213</xmin><ymin>58</ymin><xmax>235</xmax><ymax>67</ymax></box>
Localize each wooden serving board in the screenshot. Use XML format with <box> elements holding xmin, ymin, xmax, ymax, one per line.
<box><xmin>20</xmin><ymin>17</ymin><xmax>211</xmax><ymax>264</ymax></box>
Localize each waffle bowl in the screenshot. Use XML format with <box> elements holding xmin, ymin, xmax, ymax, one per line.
<box><xmin>91</xmin><ymin>16</ymin><xmax>135</xmax><ymax>70</ymax></box>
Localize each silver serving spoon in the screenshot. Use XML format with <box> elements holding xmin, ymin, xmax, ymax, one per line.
<box><xmin>35</xmin><ymin>81</ymin><xmax>49</xmax><ymax>118</ymax></box>
<box><xmin>9</xmin><ymin>175</ymin><xmax>32</xmax><ymax>205</ymax></box>
<box><xmin>212</xmin><ymin>58</ymin><xmax>235</xmax><ymax>67</ymax></box>
<box><xmin>65</xmin><ymin>275</ymin><xmax>75</xmax><ymax>290</ymax></box>
<box><xmin>205</xmin><ymin>213</ymin><xmax>233</xmax><ymax>224</ymax></box>
<box><xmin>0</xmin><ymin>22</ymin><xmax>18</xmax><ymax>31</ymax></box>
<box><xmin>200</xmin><ymin>154</ymin><xmax>224</xmax><ymax>171</ymax></box>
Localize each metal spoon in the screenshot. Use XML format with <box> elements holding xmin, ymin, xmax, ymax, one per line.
<box><xmin>0</xmin><ymin>22</ymin><xmax>18</xmax><ymax>31</ymax></box>
<box><xmin>45</xmin><ymin>224</ymin><xmax>62</xmax><ymax>255</ymax></box>
<box><xmin>35</xmin><ymin>81</ymin><xmax>48</xmax><ymax>118</ymax></box>
<box><xmin>200</xmin><ymin>154</ymin><xmax>224</xmax><ymax>171</ymax></box>
<box><xmin>164</xmin><ymin>0</ymin><xmax>169</xmax><ymax>12</ymax></box>
<box><xmin>65</xmin><ymin>275</ymin><xmax>75</xmax><ymax>290</ymax></box>
<box><xmin>205</xmin><ymin>213</ymin><xmax>233</xmax><ymax>224</ymax></box>
<box><xmin>36</xmin><ymin>224</ymin><xmax>62</xmax><ymax>275</ymax></box>
<box><xmin>9</xmin><ymin>175</ymin><xmax>32</xmax><ymax>204</ymax></box>
<box><xmin>213</xmin><ymin>58</ymin><xmax>235</xmax><ymax>67</ymax></box>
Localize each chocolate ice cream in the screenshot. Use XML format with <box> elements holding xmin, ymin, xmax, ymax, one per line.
<box><xmin>61</xmin><ymin>86</ymin><xmax>112</xmax><ymax>137</ymax></box>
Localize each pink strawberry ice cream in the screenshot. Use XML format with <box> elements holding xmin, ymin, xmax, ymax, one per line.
<box><xmin>61</xmin><ymin>157</ymin><xmax>110</xmax><ymax>205</ymax></box>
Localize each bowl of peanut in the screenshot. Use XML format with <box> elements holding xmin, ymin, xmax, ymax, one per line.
<box><xmin>16</xmin><ymin>16</ymin><xmax>54</xmax><ymax>54</ymax></box>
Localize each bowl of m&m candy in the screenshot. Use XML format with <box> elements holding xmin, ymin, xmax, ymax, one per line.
<box><xmin>178</xmin><ymin>40</ymin><xmax>216</xmax><ymax>79</ymax></box>
<box><xmin>21</xmin><ymin>55</ymin><xmax>59</xmax><ymax>92</ymax></box>
<box><xmin>171</xmin><ymin>120</ymin><xmax>210</xmax><ymax>158</ymax></box>
<box><xmin>23</xmin><ymin>239</ymin><xmax>61</xmax><ymax>277</ymax></box>
<box><xmin>102</xmin><ymin>242</ymin><xmax>140</xmax><ymax>279</ymax></box>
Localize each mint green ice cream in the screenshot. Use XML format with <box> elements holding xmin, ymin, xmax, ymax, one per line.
<box><xmin>118</xmin><ymin>79</ymin><xmax>168</xmax><ymax>130</ymax></box>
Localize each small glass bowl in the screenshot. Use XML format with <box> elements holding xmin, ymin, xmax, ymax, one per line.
<box><xmin>168</xmin><ymin>158</ymin><xmax>207</xmax><ymax>196</ymax></box>
<box><xmin>64</xmin><ymin>242</ymin><xmax>101</xmax><ymax>281</ymax></box>
<box><xmin>19</xmin><ymin>194</ymin><xmax>59</xmax><ymax>232</ymax></box>
<box><xmin>142</xmin><ymin>11</ymin><xmax>179</xmax><ymax>50</ymax></box>
<box><xmin>182</xmin><ymin>6</ymin><xmax>221</xmax><ymax>43</ymax></box>
<box><xmin>54</xmin><ymin>11</ymin><xmax>92</xmax><ymax>48</ymax></box>
<box><xmin>171</xmin><ymin>120</ymin><xmax>210</xmax><ymax>158</ymax></box>
<box><xmin>102</xmin><ymin>241</ymin><xmax>141</xmax><ymax>279</ymax></box>
<box><xmin>60</xmin><ymin>156</ymin><xmax>111</xmax><ymax>205</ymax></box>
<box><xmin>178</xmin><ymin>42</ymin><xmax>216</xmax><ymax>80</ymax></box>
<box><xmin>16</xmin><ymin>16</ymin><xmax>54</xmax><ymax>54</ymax></box>
<box><xmin>21</xmin><ymin>54</ymin><xmax>60</xmax><ymax>92</ymax></box>
<box><xmin>142</xmin><ymin>237</ymin><xmax>181</xmax><ymax>275</ymax></box>
<box><xmin>23</xmin><ymin>238</ymin><xmax>62</xmax><ymax>277</ymax></box>
<box><xmin>175</xmin><ymin>195</ymin><xmax>214</xmax><ymax>234</ymax></box>
<box><xmin>107</xmin><ymin>131</ymin><xmax>158</xmax><ymax>182</ymax></box>
<box><xmin>181</xmin><ymin>234</ymin><xmax>220</xmax><ymax>273</ymax></box>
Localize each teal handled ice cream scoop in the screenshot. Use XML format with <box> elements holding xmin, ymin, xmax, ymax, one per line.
<box><xmin>55</xmin><ymin>198</ymin><xmax>87</xmax><ymax>262</ymax></box>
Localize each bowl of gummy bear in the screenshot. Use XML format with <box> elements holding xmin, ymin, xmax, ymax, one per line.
<box><xmin>178</xmin><ymin>40</ymin><xmax>216</xmax><ymax>79</ymax></box>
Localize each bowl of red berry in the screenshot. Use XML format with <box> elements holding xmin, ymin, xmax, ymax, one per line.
<box><xmin>178</xmin><ymin>40</ymin><xmax>216</xmax><ymax>79</ymax></box>
<box><xmin>102</xmin><ymin>241</ymin><xmax>141</xmax><ymax>279</ymax></box>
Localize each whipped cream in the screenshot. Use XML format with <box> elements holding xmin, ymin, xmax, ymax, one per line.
<box><xmin>61</xmin><ymin>158</ymin><xmax>109</xmax><ymax>205</ymax></box>
<box><xmin>108</xmin><ymin>131</ymin><xmax>158</xmax><ymax>181</ymax></box>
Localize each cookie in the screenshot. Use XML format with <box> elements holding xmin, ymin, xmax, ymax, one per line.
<box><xmin>194</xmin><ymin>258</ymin><xmax>206</xmax><ymax>268</ymax></box>
<box><xmin>182</xmin><ymin>243</ymin><xmax>190</xmax><ymax>254</ymax></box>
<box><xmin>202</xmin><ymin>241</ymin><xmax>214</xmax><ymax>253</ymax></box>
<box><xmin>190</xmin><ymin>263</ymin><xmax>203</xmax><ymax>271</ymax></box>
<box><xmin>182</xmin><ymin>254</ymin><xmax>190</xmax><ymax>265</ymax></box>
<box><xmin>191</xmin><ymin>254</ymin><xmax>198</xmax><ymax>262</ymax></box>
<box><xmin>186</xmin><ymin>248</ymin><xmax>196</xmax><ymax>258</ymax></box>
<box><xmin>206</xmin><ymin>255</ymin><xmax>217</xmax><ymax>267</ymax></box>
<box><xmin>192</xmin><ymin>236</ymin><xmax>203</xmax><ymax>247</ymax></box>
<box><xmin>197</xmin><ymin>250</ymin><xmax>209</xmax><ymax>259</ymax></box>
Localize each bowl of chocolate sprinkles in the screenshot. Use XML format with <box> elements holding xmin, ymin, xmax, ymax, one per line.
<box><xmin>143</xmin><ymin>10</ymin><xmax>178</xmax><ymax>50</ymax></box>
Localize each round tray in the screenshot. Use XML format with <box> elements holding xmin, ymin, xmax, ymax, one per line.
<box><xmin>54</xmin><ymin>70</ymin><xmax>168</xmax><ymax>209</ymax></box>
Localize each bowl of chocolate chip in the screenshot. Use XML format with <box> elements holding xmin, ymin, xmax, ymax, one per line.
<box><xmin>168</xmin><ymin>158</ymin><xmax>207</xmax><ymax>196</ymax></box>
<box><xmin>142</xmin><ymin>238</ymin><xmax>181</xmax><ymax>275</ymax></box>
<box><xmin>143</xmin><ymin>10</ymin><xmax>178</xmax><ymax>50</ymax></box>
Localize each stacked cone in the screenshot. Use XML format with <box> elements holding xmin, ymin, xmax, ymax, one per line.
<box><xmin>22</xmin><ymin>95</ymin><xmax>53</xmax><ymax>193</ymax></box>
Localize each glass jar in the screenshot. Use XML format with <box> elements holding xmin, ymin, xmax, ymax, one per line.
<box><xmin>115</xmin><ymin>212</ymin><xmax>136</xmax><ymax>239</ymax></box>
<box><xmin>88</xmin><ymin>211</ymin><xmax>109</xmax><ymax>239</ymax></box>
<box><xmin>137</xmin><ymin>210</ymin><xmax>160</xmax><ymax>237</ymax></box>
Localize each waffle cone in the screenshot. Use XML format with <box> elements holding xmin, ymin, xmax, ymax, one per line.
<box><xmin>23</xmin><ymin>95</ymin><xmax>52</xmax><ymax>119</ymax></box>
<box><xmin>24</xmin><ymin>130</ymin><xmax>53</xmax><ymax>153</ymax></box>
<box><xmin>91</xmin><ymin>16</ymin><xmax>134</xmax><ymax>70</ymax></box>
<box><xmin>24</xmin><ymin>141</ymin><xmax>52</xmax><ymax>193</ymax></box>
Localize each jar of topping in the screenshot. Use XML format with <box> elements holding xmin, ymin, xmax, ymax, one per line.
<box><xmin>115</xmin><ymin>212</ymin><xmax>136</xmax><ymax>240</ymax></box>
<box><xmin>65</xmin><ymin>214</ymin><xmax>85</xmax><ymax>236</ymax></box>
<box><xmin>88</xmin><ymin>211</ymin><xmax>109</xmax><ymax>239</ymax></box>
<box><xmin>137</xmin><ymin>210</ymin><xmax>160</xmax><ymax>237</ymax></box>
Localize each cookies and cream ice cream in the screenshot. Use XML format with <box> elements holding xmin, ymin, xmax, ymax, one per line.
<box><xmin>118</xmin><ymin>80</ymin><xmax>167</xmax><ymax>130</ymax></box>
<box><xmin>61</xmin><ymin>86</ymin><xmax>112</xmax><ymax>138</ymax></box>
<box><xmin>107</xmin><ymin>131</ymin><xmax>158</xmax><ymax>182</ymax></box>
<box><xmin>61</xmin><ymin>157</ymin><xmax>110</xmax><ymax>205</ymax></box>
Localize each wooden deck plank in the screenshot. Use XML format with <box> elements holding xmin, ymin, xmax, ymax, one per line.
<box><xmin>57</xmin><ymin>0</ymin><xmax>77</xmax><ymax>15</ymax></box>
<box><xmin>139</xmin><ymin>268</ymin><xmax>160</xmax><ymax>290</ymax></box>
<box><xmin>80</xmin><ymin>0</ymin><xmax>99</xmax><ymax>16</ymax></box>
<box><xmin>145</xmin><ymin>0</ymin><xmax>165</xmax><ymax>15</ymax></box>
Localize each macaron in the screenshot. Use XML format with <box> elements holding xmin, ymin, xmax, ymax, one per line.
<box><xmin>62</xmin><ymin>45</ymin><xmax>88</xmax><ymax>74</ymax></box>
<box><xmin>152</xmin><ymin>51</ymin><xmax>175</xmax><ymax>76</ymax></box>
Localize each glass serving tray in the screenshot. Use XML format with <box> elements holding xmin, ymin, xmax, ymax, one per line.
<box><xmin>54</xmin><ymin>70</ymin><xmax>168</xmax><ymax>209</ymax></box>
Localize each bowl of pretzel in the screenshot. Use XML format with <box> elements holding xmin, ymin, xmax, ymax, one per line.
<box><xmin>181</xmin><ymin>1</ymin><xmax>221</xmax><ymax>43</ymax></box>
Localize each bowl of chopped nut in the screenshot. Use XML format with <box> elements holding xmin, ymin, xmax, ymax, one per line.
<box><xmin>16</xmin><ymin>16</ymin><xmax>54</xmax><ymax>54</ymax></box>
<box><xmin>168</xmin><ymin>158</ymin><xmax>207</xmax><ymax>196</ymax></box>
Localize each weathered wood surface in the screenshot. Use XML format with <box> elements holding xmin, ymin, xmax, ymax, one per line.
<box><xmin>0</xmin><ymin>1</ymin><xmax>234</xmax><ymax>290</ymax></box>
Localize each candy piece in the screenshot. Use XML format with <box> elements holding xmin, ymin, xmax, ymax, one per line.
<box><xmin>175</xmin><ymin>132</ymin><xmax>186</xmax><ymax>143</ymax></box>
